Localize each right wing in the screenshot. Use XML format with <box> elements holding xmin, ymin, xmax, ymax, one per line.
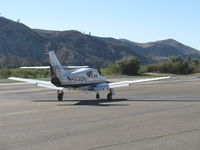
<box><xmin>8</xmin><ymin>77</ymin><xmax>66</xmax><ymax>91</ymax></box>
<box><xmin>94</xmin><ymin>76</ymin><xmax>171</xmax><ymax>90</ymax></box>
<box><xmin>109</xmin><ymin>76</ymin><xmax>171</xmax><ymax>88</ymax></box>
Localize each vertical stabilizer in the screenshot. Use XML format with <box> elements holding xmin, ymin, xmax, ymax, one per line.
<box><xmin>49</xmin><ymin>51</ymin><xmax>66</xmax><ymax>86</ymax></box>
<box><xmin>49</xmin><ymin>51</ymin><xmax>62</xmax><ymax>68</ymax></box>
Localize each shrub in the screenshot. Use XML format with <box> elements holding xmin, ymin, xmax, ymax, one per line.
<box><xmin>142</xmin><ymin>56</ymin><xmax>200</xmax><ymax>74</ymax></box>
<box><xmin>117</xmin><ymin>56</ymin><xmax>140</xmax><ymax>75</ymax></box>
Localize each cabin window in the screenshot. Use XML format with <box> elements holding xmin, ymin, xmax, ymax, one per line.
<box><xmin>86</xmin><ymin>71</ymin><xmax>99</xmax><ymax>79</ymax></box>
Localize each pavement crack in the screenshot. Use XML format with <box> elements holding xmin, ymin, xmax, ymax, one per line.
<box><xmin>89</xmin><ymin>128</ymin><xmax>200</xmax><ymax>150</ymax></box>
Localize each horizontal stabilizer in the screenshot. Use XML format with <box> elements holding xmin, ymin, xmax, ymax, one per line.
<box><xmin>20</xmin><ymin>66</ymin><xmax>50</xmax><ymax>69</ymax></box>
<box><xmin>20</xmin><ymin>66</ymin><xmax>89</xmax><ymax>69</ymax></box>
<box><xmin>61</xmin><ymin>66</ymin><xmax>89</xmax><ymax>69</ymax></box>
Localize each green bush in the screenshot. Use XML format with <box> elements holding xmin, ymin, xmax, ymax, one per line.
<box><xmin>143</xmin><ymin>56</ymin><xmax>200</xmax><ymax>74</ymax></box>
<box><xmin>0</xmin><ymin>68</ymin><xmax>11</xmax><ymax>78</ymax></box>
<box><xmin>101</xmin><ymin>56</ymin><xmax>141</xmax><ymax>75</ymax></box>
<box><xmin>117</xmin><ymin>56</ymin><xmax>140</xmax><ymax>75</ymax></box>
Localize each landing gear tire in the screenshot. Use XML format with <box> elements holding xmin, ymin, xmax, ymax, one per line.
<box><xmin>57</xmin><ymin>90</ymin><xmax>64</xmax><ymax>101</ymax></box>
<box><xmin>58</xmin><ymin>94</ymin><xmax>63</xmax><ymax>101</ymax></box>
<box><xmin>107</xmin><ymin>93</ymin><xmax>112</xmax><ymax>100</ymax></box>
<box><xmin>96</xmin><ymin>93</ymin><xmax>100</xmax><ymax>99</ymax></box>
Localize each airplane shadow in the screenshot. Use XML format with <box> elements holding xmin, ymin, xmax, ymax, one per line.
<box><xmin>32</xmin><ymin>98</ymin><xmax>200</xmax><ymax>107</ymax></box>
<box><xmin>127</xmin><ymin>99</ymin><xmax>200</xmax><ymax>102</ymax></box>
<box><xmin>33</xmin><ymin>98</ymin><xmax>129</xmax><ymax>107</ymax></box>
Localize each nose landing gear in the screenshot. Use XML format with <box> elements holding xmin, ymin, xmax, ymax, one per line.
<box><xmin>57</xmin><ymin>90</ymin><xmax>64</xmax><ymax>101</ymax></box>
<box><xmin>96</xmin><ymin>92</ymin><xmax>100</xmax><ymax>99</ymax></box>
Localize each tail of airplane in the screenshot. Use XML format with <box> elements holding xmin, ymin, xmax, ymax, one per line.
<box><xmin>49</xmin><ymin>51</ymin><xmax>66</xmax><ymax>86</ymax></box>
<box><xmin>18</xmin><ymin>50</ymin><xmax>89</xmax><ymax>87</ymax></box>
<box><xmin>49</xmin><ymin>51</ymin><xmax>62</xmax><ymax>68</ymax></box>
<box><xmin>49</xmin><ymin>51</ymin><xmax>88</xmax><ymax>69</ymax></box>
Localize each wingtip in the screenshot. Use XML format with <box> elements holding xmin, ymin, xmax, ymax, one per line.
<box><xmin>8</xmin><ymin>77</ymin><xmax>16</xmax><ymax>80</ymax></box>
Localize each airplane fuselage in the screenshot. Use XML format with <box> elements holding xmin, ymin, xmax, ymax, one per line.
<box><xmin>52</xmin><ymin>67</ymin><xmax>106</xmax><ymax>88</ymax></box>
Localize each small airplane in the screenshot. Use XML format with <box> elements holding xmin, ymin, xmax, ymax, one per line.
<box><xmin>8</xmin><ymin>51</ymin><xmax>171</xmax><ymax>101</ymax></box>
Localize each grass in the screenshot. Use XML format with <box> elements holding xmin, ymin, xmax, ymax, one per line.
<box><xmin>0</xmin><ymin>80</ymin><xmax>20</xmax><ymax>83</ymax></box>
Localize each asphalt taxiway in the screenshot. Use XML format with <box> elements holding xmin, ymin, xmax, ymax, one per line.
<box><xmin>0</xmin><ymin>75</ymin><xmax>200</xmax><ymax>150</ymax></box>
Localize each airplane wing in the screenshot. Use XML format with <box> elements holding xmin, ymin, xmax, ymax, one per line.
<box><xmin>8</xmin><ymin>77</ymin><xmax>66</xmax><ymax>91</ymax></box>
<box><xmin>94</xmin><ymin>76</ymin><xmax>171</xmax><ymax>90</ymax></box>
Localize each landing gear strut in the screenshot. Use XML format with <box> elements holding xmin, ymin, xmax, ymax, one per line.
<box><xmin>96</xmin><ymin>92</ymin><xmax>100</xmax><ymax>99</ymax></box>
<box><xmin>107</xmin><ymin>89</ymin><xmax>113</xmax><ymax>100</ymax></box>
<box><xmin>57</xmin><ymin>90</ymin><xmax>64</xmax><ymax>101</ymax></box>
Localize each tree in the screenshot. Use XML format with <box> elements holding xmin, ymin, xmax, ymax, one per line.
<box><xmin>117</xmin><ymin>56</ymin><xmax>140</xmax><ymax>75</ymax></box>
<box><xmin>169</xmin><ymin>56</ymin><xmax>183</xmax><ymax>63</ymax></box>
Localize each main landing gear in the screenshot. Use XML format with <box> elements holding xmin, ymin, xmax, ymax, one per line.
<box><xmin>107</xmin><ymin>89</ymin><xmax>113</xmax><ymax>100</ymax></box>
<box><xmin>57</xmin><ymin>90</ymin><xmax>64</xmax><ymax>101</ymax></box>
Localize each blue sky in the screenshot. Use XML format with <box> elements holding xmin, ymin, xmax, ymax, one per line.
<box><xmin>0</xmin><ymin>0</ymin><xmax>200</xmax><ymax>49</ymax></box>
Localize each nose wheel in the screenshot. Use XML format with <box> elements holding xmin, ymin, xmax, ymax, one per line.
<box><xmin>57</xmin><ymin>90</ymin><xmax>64</xmax><ymax>101</ymax></box>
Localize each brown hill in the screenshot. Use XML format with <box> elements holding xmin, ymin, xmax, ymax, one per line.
<box><xmin>0</xmin><ymin>17</ymin><xmax>200</xmax><ymax>68</ymax></box>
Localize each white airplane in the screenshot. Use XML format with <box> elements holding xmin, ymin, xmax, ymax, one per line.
<box><xmin>8</xmin><ymin>51</ymin><xmax>171</xmax><ymax>101</ymax></box>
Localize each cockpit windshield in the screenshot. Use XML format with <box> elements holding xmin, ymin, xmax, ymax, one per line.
<box><xmin>86</xmin><ymin>71</ymin><xmax>93</xmax><ymax>78</ymax></box>
<box><xmin>86</xmin><ymin>70</ymin><xmax>99</xmax><ymax>78</ymax></box>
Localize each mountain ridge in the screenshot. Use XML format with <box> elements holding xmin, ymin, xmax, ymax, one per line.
<box><xmin>0</xmin><ymin>17</ymin><xmax>200</xmax><ymax>68</ymax></box>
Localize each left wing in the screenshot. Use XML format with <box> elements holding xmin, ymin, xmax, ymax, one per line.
<box><xmin>8</xmin><ymin>77</ymin><xmax>67</xmax><ymax>91</ymax></box>
<box><xmin>94</xmin><ymin>76</ymin><xmax>171</xmax><ymax>90</ymax></box>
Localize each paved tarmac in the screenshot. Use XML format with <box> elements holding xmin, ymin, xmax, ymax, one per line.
<box><xmin>0</xmin><ymin>75</ymin><xmax>200</xmax><ymax>150</ymax></box>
